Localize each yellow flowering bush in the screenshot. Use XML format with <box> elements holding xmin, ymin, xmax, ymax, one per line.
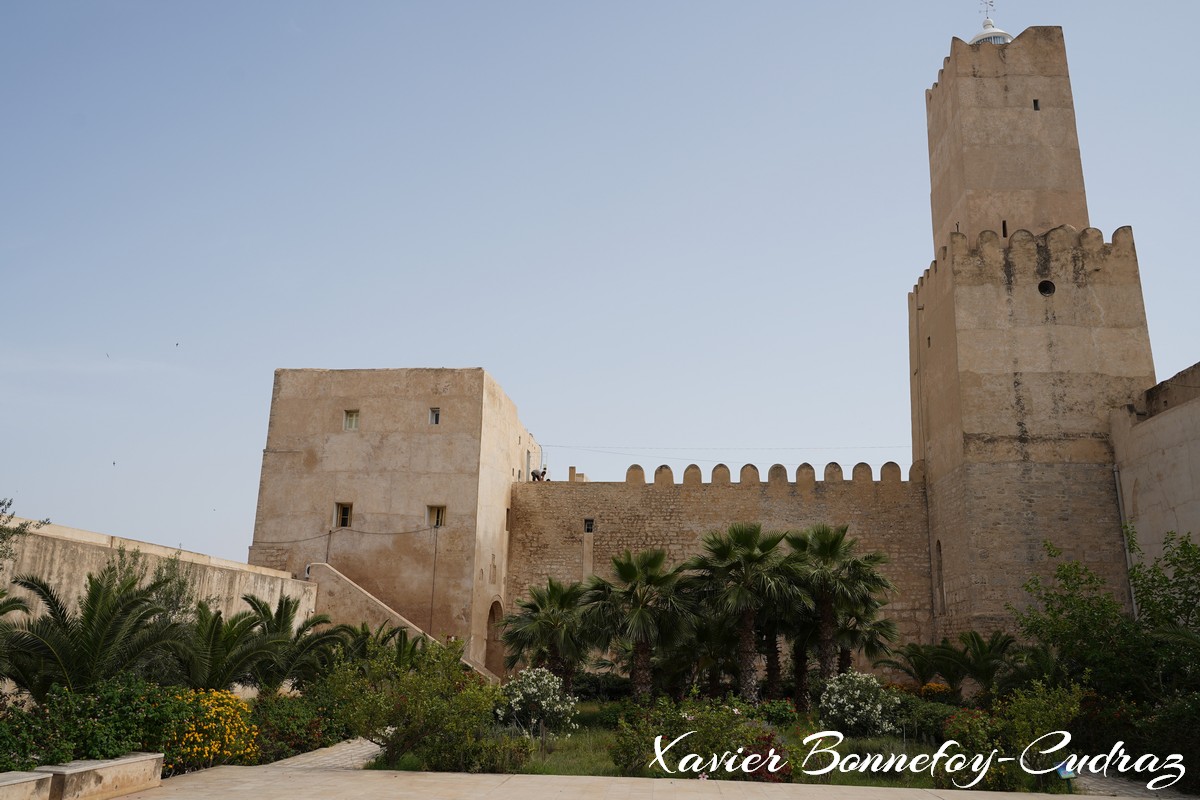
<box><xmin>161</xmin><ymin>690</ymin><xmax>258</xmax><ymax>776</ymax></box>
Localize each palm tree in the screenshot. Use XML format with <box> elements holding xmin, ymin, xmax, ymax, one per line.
<box><xmin>955</xmin><ymin>630</ymin><xmax>1017</xmax><ymax>698</ymax></box>
<box><xmin>5</xmin><ymin>567</ymin><xmax>186</xmax><ymax>702</ymax></box>
<box><xmin>782</xmin><ymin>608</ymin><xmax>819</xmax><ymax>710</ymax></box>
<box><xmin>178</xmin><ymin>602</ymin><xmax>279</xmax><ymax>690</ymax></box>
<box><xmin>684</xmin><ymin>523</ymin><xmax>805</xmax><ymax>702</ymax></box>
<box><xmin>874</xmin><ymin>641</ymin><xmax>941</xmax><ymax>687</ymax></box>
<box><xmin>243</xmin><ymin>593</ymin><xmax>345</xmax><ymax>694</ymax></box>
<box><xmin>581</xmin><ymin>549</ymin><xmax>692</xmax><ymax>699</ymax></box>
<box><xmin>500</xmin><ymin>577</ymin><xmax>589</xmax><ymax>691</ymax></box>
<box><xmin>787</xmin><ymin>524</ymin><xmax>893</xmax><ymax>679</ymax></box>
<box><xmin>835</xmin><ymin>597</ymin><xmax>898</xmax><ymax>674</ymax></box>
<box><xmin>337</xmin><ymin>621</ymin><xmax>425</xmax><ymax>673</ymax></box>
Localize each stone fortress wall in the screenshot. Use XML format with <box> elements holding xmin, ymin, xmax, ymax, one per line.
<box><xmin>911</xmin><ymin>225</ymin><xmax>1155</xmax><ymax>637</ymax></box>
<box><xmin>507</xmin><ymin>461</ymin><xmax>934</xmax><ymax>648</ymax></box>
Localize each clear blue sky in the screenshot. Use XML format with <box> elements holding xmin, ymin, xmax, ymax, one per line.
<box><xmin>3</xmin><ymin>2</ymin><xmax>1197</xmax><ymax>562</ymax></box>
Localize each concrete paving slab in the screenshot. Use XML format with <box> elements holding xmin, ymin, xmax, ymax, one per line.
<box><xmin>113</xmin><ymin>766</ymin><xmax>1162</xmax><ymax>800</ymax></box>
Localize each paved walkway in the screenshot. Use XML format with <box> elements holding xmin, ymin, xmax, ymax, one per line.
<box><xmin>110</xmin><ymin>740</ymin><xmax>1182</xmax><ymax>800</ymax></box>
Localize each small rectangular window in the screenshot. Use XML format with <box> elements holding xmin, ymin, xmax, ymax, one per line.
<box><xmin>505</xmin><ymin>508</ymin><xmax>511</xmax><ymax>531</ymax></box>
<box><xmin>1033</xmin><ymin>98</ymin><xmax>1040</xmax><ymax>111</ymax></box>
<box><xmin>343</xmin><ymin>410</ymin><xmax>359</xmax><ymax>431</ymax></box>
<box><xmin>335</xmin><ymin>503</ymin><xmax>353</xmax><ymax>529</ymax></box>
<box><xmin>584</xmin><ymin>518</ymin><xmax>595</xmax><ymax>533</ymax></box>
<box><xmin>1002</xmin><ymin>220</ymin><xmax>1008</xmax><ymax>237</ymax></box>
<box><xmin>429</xmin><ymin>407</ymin><xmax>441</xmax><ymax>425</ymax></box>
<box><xmin>427</xmin><ymin>506</ymin><xmax>446</xmax><ymax>528</ymax></box>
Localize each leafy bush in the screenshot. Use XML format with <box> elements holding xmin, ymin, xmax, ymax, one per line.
<box><xmin>570</xmin><ymin>671</ymin><xmax>632</xmax><ymax>701</ymax></box>
<box><xmin>818</xmin><ymin>672</ymin><xmax>898</xmax><ymax>737</ymax></box>
<box><xmin>917</xmin><ymin>681</ymin><xmax>956</xmax><ymax>704</ymax></box>
<box><xmin>251</xmin><ymin>693</ymin><xmax>342</xmax><ymax>764</ymax></box>
<box><xmin>377</xmin><ymin>641</ymin><xmax>531</xmax><ymax>773</ymax></box>
<box><xmin>610</xmin><ymin>694</ymin><xmax>788</xmax><ymax>781</ymax></box>
<box><xmin>749</xmin><ymin>698</ymin><xmax>798</xmax><ymax>729</ymax></box>
<box><xmin>0</xmin><ymin>701</ymin><xmax>73</xmax><ymax>771</ymax></box>
<box><xmin>160</xmin><ymin>690</ymin><xmax>258</xmax><ymax>775</ymax></box>
<box><xmin>501</xmin><ymin>667</ymin><xmax>579</xmax><ymax>739</ymax></box>
<box><xmin>935</xmin><ymin>708</ymin><xmax>1019</xmax><ymax>791</ymax></box>
<box><xmin>889</xmin><ymin>691</ymin><xmax>957</xmax><ymax>744</ymax></box>
<box><xmin>1135</xmin><ymin>691</ymin><xmax>1200</xmax><ymax>794</ymax></box>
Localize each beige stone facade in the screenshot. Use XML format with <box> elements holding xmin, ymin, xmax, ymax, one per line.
<box><xmin>246</xmin><ymin>25</ymin><xmax>1199</xmax><ymax>665</ymax></box>
<box><xmin>248</xmin><ymin>368</ymin><xmax>539</xmax><ymax>670</ymax></box>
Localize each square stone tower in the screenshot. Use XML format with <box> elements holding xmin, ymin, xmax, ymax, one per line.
<box><xmin>910</xmin><ymin>26</ymin><xmax>1156</xmax><ymax>637</ymax></box>
<box><xmin>248</xmin><ymin>368</ymin><xmax>541</xmax><ymax>672</ymax></box>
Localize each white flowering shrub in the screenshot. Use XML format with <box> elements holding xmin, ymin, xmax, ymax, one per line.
<box><xmin>818</xmin><ymin>671</ymin><xmax>900</xmax><ymax>737</ymax></box>
<box><xmin>500</xmin><ymin>667</ymin><xmax>579</xmax><ymax>738</ymax></box>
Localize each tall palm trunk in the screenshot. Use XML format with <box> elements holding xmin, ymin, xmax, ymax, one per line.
<box><xmin>763</xmin><ymin>621</ymin><xmax>781</xmax><ymax>699</ymax></box>
<box><xmin>631</xmin><ymin>640</ymin><xmax>653</xmax><ymax>698</ymax></box>
<box><xmin>817</xmin><ymin>597</ymin><xmax>837</xmax><ymax>679</ymax></box>
<box><xmin>837</xmin><ymin>647</ymin><xmax>853</xmax><ymax>674</ymax></box>
<box><xmin>737</xmin><ymin>609</ymin><xmax>759</xmax><ymax>702</ymax></box>
<box><xmin>792</xmin><ymin>637</ymin><xmax>811</xmax><ymax>711</ymax></box>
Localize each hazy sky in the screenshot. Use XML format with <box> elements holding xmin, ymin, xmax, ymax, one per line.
<box><xmin>3</xmin><ymin>2</ymin><xmax>1197</xmax><ymax>562</ymax></box>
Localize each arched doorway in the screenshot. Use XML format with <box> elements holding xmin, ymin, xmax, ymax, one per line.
<box><xmin>485</xmin><ymin>600</ymin><xmax>506</xmax><ymax>677</ymax></box>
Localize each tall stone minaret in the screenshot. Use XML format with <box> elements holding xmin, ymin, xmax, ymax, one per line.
<box><xmin>909</xmin><ymin>21</ymin><xmax>1156</xmax><ymax>637</ymax></box>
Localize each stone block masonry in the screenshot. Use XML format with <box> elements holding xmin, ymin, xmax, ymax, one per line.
<box><xmin>507</xmin><ymin>462</ymin><xmax>933</xmax><ymax>646</ymax></box>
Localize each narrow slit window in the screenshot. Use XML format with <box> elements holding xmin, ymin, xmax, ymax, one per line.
<box><xmin>427</xmin><ymin>506</ymin><xmax>446</xmax><ymax>528</ymax></box>
<box><xmin>1002</xmin><ymin>220</ymin><xmax>1008</xmax><ymax>237</ymax></box>
<box><xmin>335</xmin><ymin>503</ymin><xmax>353</xmax><ymax>529</ymax></box>
<box><xmin>1033</xmin><ymin>98</ymin><xmax>1040</xmax><ymax>111</ymax></box>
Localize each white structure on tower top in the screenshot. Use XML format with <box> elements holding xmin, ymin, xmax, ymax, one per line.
<box><xmin>969</xmin><ymin>17</ymin><xmax>1013</xmax><ymax>45</ymax></box>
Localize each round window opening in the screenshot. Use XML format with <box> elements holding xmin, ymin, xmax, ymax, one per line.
<box><xmin>1038</xmin><ymin>280</ymin><xmax>1056</xmax><ymax>296</ymax></box>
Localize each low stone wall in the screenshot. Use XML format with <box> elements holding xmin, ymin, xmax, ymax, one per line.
<box><xmin>3</xmin><ymin>521</ymin><xmax>316</xmax><ymax>621</ymax></box>
<box><xmin>33</xmin><ymin>752</ymin><xmax>162</xmax><ymax>800</ymax></box>
<box><xmin>0</xmin><ymin>771</ymin><xmax>51</xmax><ymax>800</ymax></box>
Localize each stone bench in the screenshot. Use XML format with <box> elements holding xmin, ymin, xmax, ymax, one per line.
<box><xmin>32</xmin><ymin>752</ymin><xmax>162</xmax><ymax>800</ymax></box>
<box><xmin>0</xmin><ymin>771</ymin><xmax>52</xmax><ymax>800</ymax></box>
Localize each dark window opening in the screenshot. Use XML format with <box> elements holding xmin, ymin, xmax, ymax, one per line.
<box><xmin>584</xmin><ymin>518</ymin><xmax>595</xmax><ymax>533</ymax></box>
<box><xmin>428</xmin><ymin>506</ymin><xmax>446</xmax><ymax>528</ymax></box>
<box><xmin>927</xmin><ymin>336</ymin><xmax>931</xmax><ymax>349</ymax></box>
<box><xmin>1038</xmin><ymin>280</ymin><xmax>1056</xmax><ymax>296</ymax></box>
<box><xmin>335</xmin><ymin>503</ymin><xmax>352</xmax><ymax>529</ymax></box>
<box><xmin>429</xmin><ymin>407</ymin><xmax>441</xmax><ymax>425</ymax></box>
<box><xmin>1002</xmin><ymin>220</ymin><xmax>1008</xmax><ymax>237</ymax></box>
<box><xmin>1033</xmin><ymin>98</ymin><xmax>1040</xmax><ymax>111</ymax></box>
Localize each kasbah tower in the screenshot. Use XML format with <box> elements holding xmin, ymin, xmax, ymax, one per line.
<box><xmin>249</xmin><ymin>17</ymin><xmax>1200</xmax><ymax>675</ymax></box>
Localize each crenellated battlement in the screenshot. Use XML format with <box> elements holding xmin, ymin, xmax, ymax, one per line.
<box><xmin>911</xmin><ymin>225</ymin><xmax>1139</xmax><ymax>305</ymax></box>
<box><xmin>926</xmin><ymin>26</ymin><xmax>1067</xmax><ymax>103</ymax></box>
<box><xmin>615</xmin><ymin>461</ymin><xmax>923</xmax><ymax>487</ymax></box>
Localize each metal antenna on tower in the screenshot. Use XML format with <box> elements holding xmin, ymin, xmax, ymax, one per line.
<box><xmin>980</xmin><ymin>0</ymin><xmax>996</xmax><ymax>20</ymax></box>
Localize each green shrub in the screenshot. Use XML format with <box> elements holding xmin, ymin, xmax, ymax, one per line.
<box><xmin>818</xmin><ymin>672</ymin><xmax>899</xmax><ymax>737</ymax></box>
<box><xmin>580</xmin><ymin>699</ymin><xmax>637</xmax><ymax>730</ymax></box>
<box><xmin>889</xmin><ymin>691</ymin><xmax>957</xmax><ymax>744</ymax></box>
<box><xmin>252</xmin><ymin>693</ymin><xmax>341</xmax><ymax>764</ymax></box>
<box><xmin>0</xmin><ymin>701</ymin><xmax>73</xmax><ymax>771</ymax></box>
<box><xmin>43</xmin><ymin>676</ymin><xmax>189</xmax><ymax>762</ymax></box>
<box><xmin>1135</xmin><ymin>691</ymin><xmax>1200</xmax><ymax>794</ymax></box>
<box><xmin>749</xmin><ymin>698</ymin><xmax>798</xmax><ymax>729</ymax></box>
<box><xmin>995</xmin><ymin>679</ymin><xmax>1083</xmax><ymax>783</ymax></box>
<box><xmin>501</xmin><ymin>667</ymin><xmax>579</xmax><ymax>738</ymax></box>
<box><xmin>934</xmin><ymin>708</ymin><xmax>1019</xmax><ymax>791</ymax></box>
<box><xmin>571</xmin><ymin>671</ymin><xmax>632</xmax><ymax>701</ymax></box>
<box><xmin>610</xmin><ymin>694</ymin><xmax>788</xmax><ymax>781</ymax></box>
<box><xmin>377</xmin><ymin>641</ymin><xmax>531</xmax><ymax>773</ymax></box>
<box><xmin>160</xmin><ymin>690</ymin><xmax>258</xmax><ymax>776</ymax></box>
